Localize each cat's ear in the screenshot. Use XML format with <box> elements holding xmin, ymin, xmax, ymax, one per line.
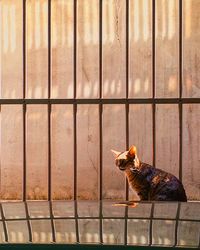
<box><xmin>128</xmin><ymin>145</ymin><xmax>137</xmax><ymax>158</ymax></box>
<box><xmin>111</xmin><ymin>149</ymin><xmax>121</xmax><ymax>157</ymax></box>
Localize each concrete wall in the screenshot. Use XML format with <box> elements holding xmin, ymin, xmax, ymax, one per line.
<box><xmin>0</xmin><ymin>0</ymin><xmax>200</xmax><ymax>200</ymax></box>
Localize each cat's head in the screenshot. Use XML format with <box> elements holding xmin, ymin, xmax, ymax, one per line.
<box><xmin>111</xmin><ymin>145</ymin><xmax>140</xmax><ymax>171</ymax></box>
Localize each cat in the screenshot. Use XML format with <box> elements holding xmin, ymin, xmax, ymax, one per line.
<box><xmin>111</xmin><ymin>145</ymin><xmax>187</xmax><ymax>203</ymax></box>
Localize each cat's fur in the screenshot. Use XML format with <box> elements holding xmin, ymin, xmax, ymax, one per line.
<box><xmin>112</xmin><ymin>146</ymin><xmax>187</xmax><ymax>201</ymax></box>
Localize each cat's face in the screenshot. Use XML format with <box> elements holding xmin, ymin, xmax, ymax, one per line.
<box><xmin>111</xmin><ymin>145</ymin><xmax>138</xmax><ymax>171</ymax></box>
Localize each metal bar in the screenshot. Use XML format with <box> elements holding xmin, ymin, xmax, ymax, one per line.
<box><xmin>99</xmin><ymin>200</ymin><xmax>103</xmax><ymax>244</ymax></box>
<box><xmin>198</xmin><ymin>232</ymin><xmax>200</xmax><ymax>249</ymax></box>
<box><xmin>73</xmin><ymin>1</ymin><xmax>79</xmax><ymax>243</ymax></box>
<box><xmin>174</xmin><ymin>202</ymin><xmax>181</xmax><ymax>247</ymax></box>
<box><xmin>73</xmin><ymin>0</ymin><xmax>77</xmax><ymax>201</ymax></box>
<box><xmin>48</xmin><ymin>103</ymin><xmax>52</xmax><ymax>200</ymax></box>
<box><xmin>0</xmin><ymin>204</ymin><xmax>8</xmax><ymax>242</ymax></box>
<box><xmin>74</xmin><ymin>0</ymin><xmax>77</xmax><ymax>100</ymax></box>
<box><xmin>152</xmin><ymin>0</ymin><xmax>156</xmax><ymax>167</ymax></box>
<box><xmin>73</xmin><ymin>104</ymin><xmax>77</xmax><ymax>200</ymax></box>
<box><xmin>148</xmin><ymin>202</ymin><xmax>155</xmax><ymax>246</ymax></box>
<box><xmin>24</xmin><ymin>201</ymin><xmax>32</xmax><ymax>242</ymax></box>
<box><xmin>0</xmin><ymin>98</ymin><xmax>200</xmax><ymax>105</ymax></box>
<box><xmin>99</xmin><ymin>104</ymin><xmax>103</xmax><ymax>244</ymax></box>
<box><xmin>179</xmin><ymin>103</ymin><xmax>183</xmax><ymax>182</ymax></box>
<box><xmin>49</xmin><ymin>201</ymin><xmax>56</xmax><ymax>242</ymax></box>
<box><xmin>125</xmin><ymin>0</ymin><xmax>130</xmax><ymax>201</ymax></box>
<box><xmin>126</xmin><ymin>0</ymin><xmax>129</xmax><ymax>100</ymax></box>
<box><xmin>22</xmin><ymin>0</ymin><xmax>27</xmax><ymax>201</ymax></box>
<box><xmin>124</xmin><ymin>103</ymin><xmax>129</xmax><ymax>246</ymax></box>
<box><xmin>23</xmin><ymin>0</ymin><xmax>26</xmax><ymax>99</ymax></box>
<box><xmin>124</xmin><ymin>0</ymin><xmax>130</xmax><ymax>238</ymax></box>
<box><xmin>48</xmin><ymin>0</ymin><xmax>51</xmax><ymax>99</ymax></box>
<box><xmin>0</xmin><ymin>243</ymin><xmax>184</xmax><ymax>250</ymax></box>
<box><xmin>124</xmin><ymin>206</ymin><xmax>128</xmax><ymax>245</ymax></box>
<box><xmin>23</xmin><ymin>103</ymin><xmax>27</xmax><ymax>201</ymax></box>
<box><xmin>74</xmin><ymin>200</ymin><xmax>80</xmax><ymax>243</ymax></box>
<box><xmin>47</xmin><ymin>0</ymin><xmax>52</xmax><ymax>201</ymax></box>
<box><xmin>99</xmin><ymin>0</ymin><xmax>103</xmax><ymax>244</ymax></box>
<box><xmin>99</xmin><ymin>0</ymin><xmax>103</xmax><ymax>201</ymax></box>
<box><xmin>99</xmin><ymin>0</ymin><xmax>103</xmax><ymax>100</ymax></box>
<box><xmin>0</xmin><ymin>215</ymin><xmax>199</xmax><ymax>223</ymax></box>
<box><xmin>99</xmin><ymin>103</ymin><xmax>103</xmax><ymax>200</ymax></box>
<box><xmin>179</xmin><ymin>0</ymin><xmax>183</xmax><ymax>182</ymax></box>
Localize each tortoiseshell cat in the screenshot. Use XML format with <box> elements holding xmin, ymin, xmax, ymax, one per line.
<box><xmin>112</xmin><ymin>145</ymin><xmax>187</xmax><ymax>203</ymax></box>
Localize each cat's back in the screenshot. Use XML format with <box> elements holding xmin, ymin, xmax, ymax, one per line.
<box><xmin>139</xmin><ymin>163</ymin><xmax>187</xmax><ymax>201</ymax></box>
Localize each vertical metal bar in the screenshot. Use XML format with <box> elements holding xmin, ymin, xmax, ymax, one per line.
<box><xmin>0</xmin><ymin>204</ymin><xmax>8</xmax><ymax>242</ymax></box>
<box><xmin>73</xmin><ymin>0</ymin><xmax>77</xmax><ymax>200</ymax></box>
<box><xmin>99</xmin><ymin>0</ymin><xmax>103</xmax><ymax>244</ymax></box>
<box><xmin>124</xmin><ymin>205</ymin><xmax>128</xmax><ymax>245</ymax></box>
<box><xmin>198</xmin><ymin>232</ymin><xmax>200</xmax><ymax>249</ymax></box>
<box><xmin>99</xmin><ymin>103</ymin><xmax>103</xmax><ymax>244</ymax></box>
<box><xmin>47</xmin><ymin>2</ymin><xmax>55</xmax><ymax>241</ymax></box>
<box><xmin>23</xmin><ymin>103</ymin><xmax>27</xmax><ymax>201</ymax></box>
<box><xmin>48</xmin><ymin>103</ymin><xmax>52</xmax><ymax>200</ymax></box>
<box><xmin>179</xmin><ymin>0</ymin><xmax>183</xmax><ymax>182</ymax></box>
<box><xmin>125</xmin><ymin>0</ymin><xmax>129</xmax><ymax>202</ymax></box>
<box><xmin>22</xmin><ymin>0</ymin><xmax>27</xmax><ymax>201</ymax></box>
<box><xmin>174</xmin><ymin>202</ymin><xmax>181</xmax><ymax>247</ymax></box>
<box><xmin>24</xmin><ymin>201</ymin><xmax>32</xmax><ymax>242</ymax></box>
<box><xmin>0</xmin><ymin>104</ymin><xmax>2</xmax><ymax>185</ymax></box>
<box><xmin>48</xmin><ymin>0</ymin><xmax>51</xmax><ymax>100</ymax></box>
<box><xmin>124</xmin><ymin>0</ymin><xmax>129</xmax><ymax>245</ymax></box>
<box><xmin>73</xmin><ymin>0</ymin><xmax>79</xmax><ymax>243</ymax></box>
<box><xmin>74</xmin><ymin>200</ymin><xmax>80</xmax><ymax>243</ymax></box>
<box><xmin>99</xmin><ymin>0</ymin><xmax>103</xmax><ymax>202</ymax></box>
<box><xmin>99</xmin><ymin>200</ymin><xmax>103</xmax><ymax>244</ymax></box>
<box><xmin>48</xmin><ymin>0</ymin><xmax>52</xmax><ymax>201</ymax></box>
<box><xmin>152</xmin><ymin>0</ymin><xmax>156</xmax><ymax>167</ymax></box>
<box><xmin>23</xmin><ymin>0</ymin><xmax>26</xmax><ymax>100</ymax></box>
<box><xmin>73</xmin><ymin>103</ymin><xmax>77</xmax><ymax>200</ymax></box>
<box><xmin>49</xmin><ymin>201</ymin><xmax>56</xmax><ymax>242</ymax></box>
<box><xmin>74</xmin><ymin>0</ymin><xmax>77</xmax><ymax>101</ymax></box>
<box><xmin>148</xmin><ymin>202</ymin><xmax>155</xmax><ymax>246</ymax></box>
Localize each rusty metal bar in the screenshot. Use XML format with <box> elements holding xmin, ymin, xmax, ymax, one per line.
<box><xmin>48</xmin><ymin>103</ymin><xmax>52</xmax><ymax>200</ymax></box>
<box><xmin>22</xmin><ymin>0</ymin><xmax>27</xmax><ymax>201</ymax></box>
<box><xmin>125</xmin><ymin>0</ymin><xmax>130</xmax><ymax>201</ymax></box>
<box><xmin>0</xmin><ymin>214</ymin><xmax>198</xmax><ymax>223</ymax></box>
<box><xmin>124</xmin><ymin>0</ymin><xmax>130</xmax><ymax>244</ymax></box>
<box><xmin>0</xmin><ymin>204</ymin><xmax>8</xmax><ymax>242</ymax></box>
<box><xmin>148</xmin><ymin>202</ymin><xmax>155</xmax><ymax>246</ymax></box>
<box><xmin>152</xmin><ymin>0</ymin><xmax>156</xmax><ymax>167</ymax></box>
<box><xmin>47</xmin><ymin>0</ymin><xmax>52</xmax><ymax>201</ymax></box>
<box><xmin>73</xmin><ymin>0</ymin><xmax>77</xmax><ymax>201</ymax></box>
<box><xmin>74</xmin><ymin>201</ymin><xmax>80</xmax><ymax>243</ymax></box>
<box><xmin>0</xmin><ymin>98</ymin><xmax>200</xmax><ymax>105</ymax></box>
<box><xmin>173</xmin><ymin>202</ymin><xmax>181</xmax><ymax>247</ymax></box>
<box><xmin>99</xmin><ymin>0</ymin><xmax>103</xmax><ymax>244</ymax></box>
<box><xmin>73</xmin><ymin>1</ymin><xmax>79</xmax><ymax>243</ymax></box>
<box><xmin>179</xmin><ymin>0</ymin><xmax>183</xmax><ymax>182</ymax></box>
<box><xmin>24</xmin><ymin>201</ymin><xmax>32</xmax><ymax>242</ymax></box>
<box><xmin>49</xmin><ymin>201</ymin><xmax>56</xmax><ymax>242</ymax></box>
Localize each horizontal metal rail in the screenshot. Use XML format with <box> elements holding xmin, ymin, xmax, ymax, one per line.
<box><xmin>0</xmin><ymin>98</ymin><xmax>200</xmax><ymax>105</ymax></box>
<box><xmin>0</xmin><ymin>243</ymin><xmax>192</xmax><ymax>250</ymax></box>
<box><xmin>0</xmin><ymin>216</ymin><xmax>199</xmax><ymax>223</ymax></box>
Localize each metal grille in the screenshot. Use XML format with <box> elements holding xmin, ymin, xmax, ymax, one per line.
<box><xmin>0</xmin><ymin>0</ymin><xmax>200</xmax><ymax>248</ymax></box>
<box><xmin>0</xmin><ymin>200</ymin><xmax>199</xmax><ymax>247</ymax></box>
